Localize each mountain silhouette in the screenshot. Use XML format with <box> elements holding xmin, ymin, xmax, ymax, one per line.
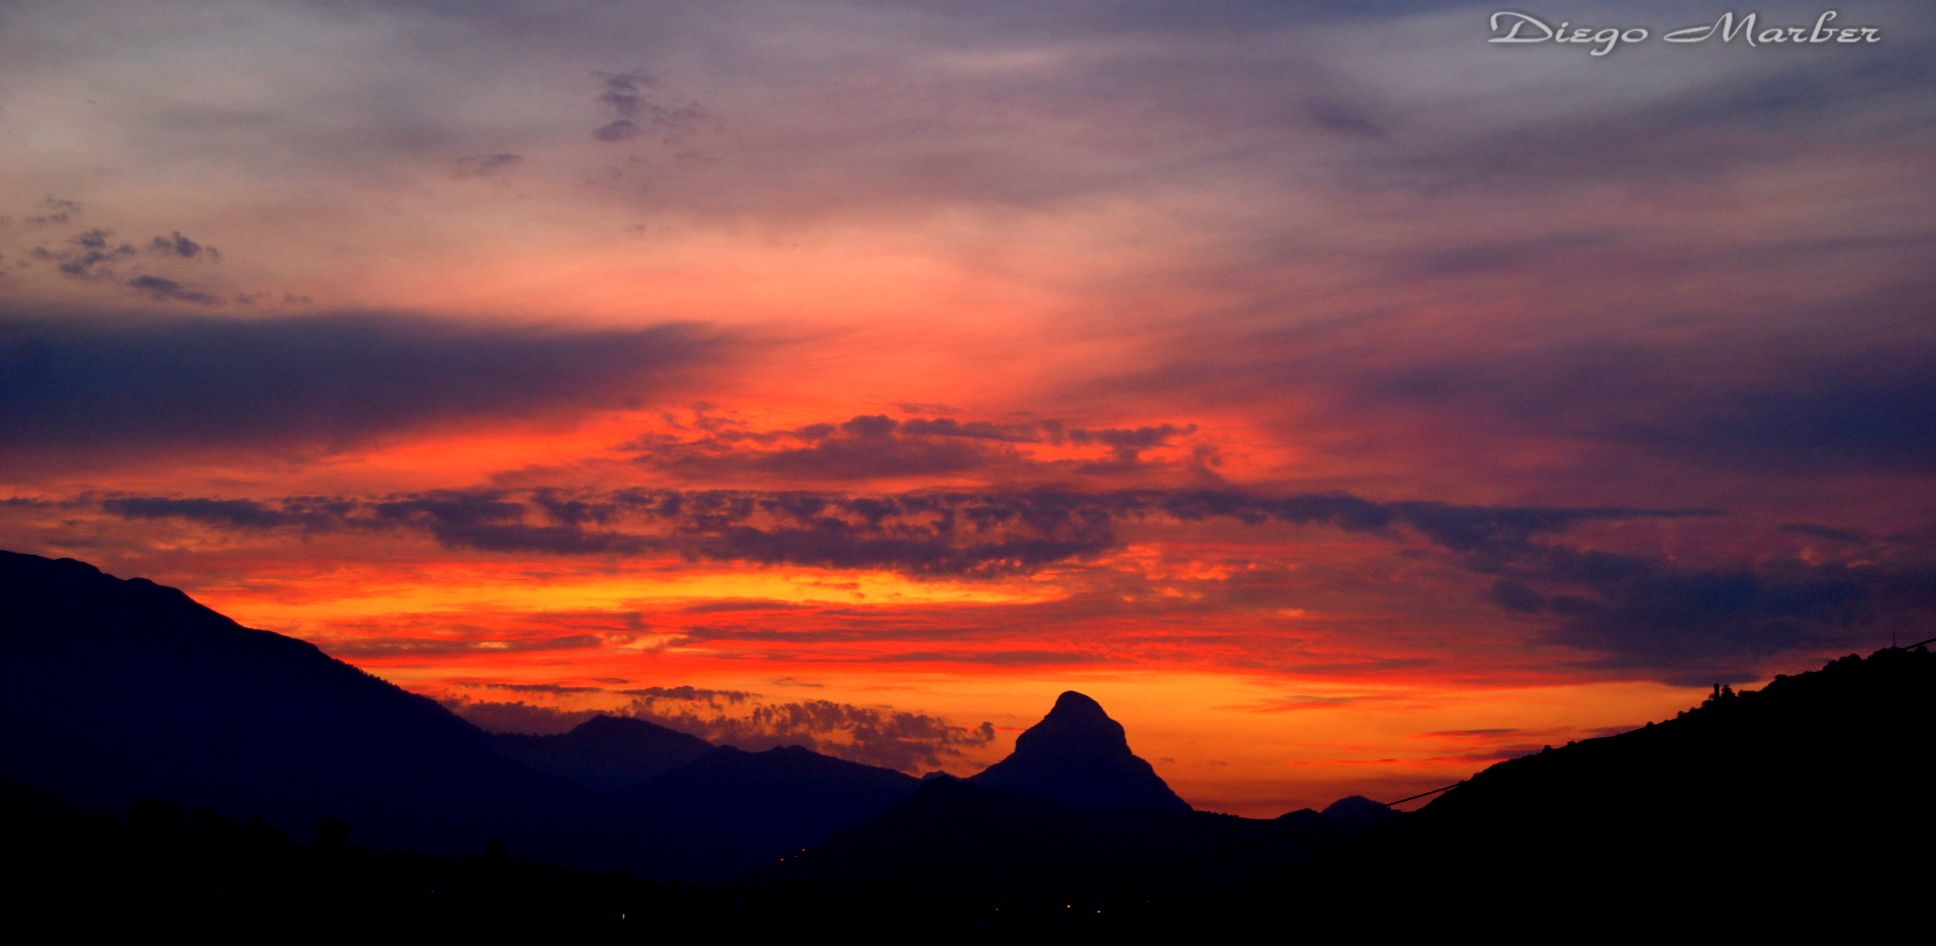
<box><xmin>1233</xmin><ymin>644</ymin><xmax>1936</xmax><ymax>928</ymax></box>
<box><xmin>8</xmin><ymin>548</ymin><xmax>1929</xmax><ymax>929</ymax></box>
<box><xmin>633</xmin><ymin>744</ymin><xmax>919</xmax><ymax>878</ymax></box>
<box><xmin>0</xmin><ymin>550</ymin><xmax>919</xmax><ymax>879</ymax></box>
<box><xmin>0</xmin><ymin>549</ymin><xmax>599</xmax><ymax>863</ymax></box>
<box><xmin>493</xmin><ymin>715</ymin><xmax>713</xmax><ymax>792</ymax></box>
<box><xmin>492</xmin><ymin>716</ymin><xmax>918</xmax><ymax>878</ymax></box>
<box><xmin>969</xmin><ymin>690</ymin><xmax>1190</xmax><ymax>813</ymax></box>
<box><xmin>1319</xmin><ymin>794</ymin><xmax>1399</xmax><ymax>823</ymax></box>
<box><xmin>790</xmin><ymin>645</ymin><xmax>1936</xmax><ymax>926</ymax></box>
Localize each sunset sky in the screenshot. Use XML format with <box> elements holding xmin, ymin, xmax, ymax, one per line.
<box><xmin>3</xmin><ymin>0</ymin><xmax>1932</xmax><ymax>815</ymax></box>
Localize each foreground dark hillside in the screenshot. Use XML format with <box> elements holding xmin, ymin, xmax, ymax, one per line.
<box><xmin>0</xmin><ymin>779</ymin><xmax>1143</xmax><ymax>934</ymax></box>
<box><xmin>775</xmin><ymin>777</ymin><xmax>1392</xmax><ymax>907</ymax></box>
<box><xmin>0</xmin><ymin>550</ymin><xmax>595</xmax><ymax>863</ymax></box>
<box><xmin>19</xmin><ymin>644</ymin><xmax>1926</xmax><ymax>932</ymax></box>
<box><xmin>4</xmin><ymin>549</ymin><xmax>1930</xmax><ymax>929</ymax></box>
<box><xmin>1220</xmin><ymin>644</ymin><xmax>1936</xmax><ymax>927</ymax></box>
<box><xmin>782</xmin><ymin>643</ymin><xmax>1936</xmax><ymax>927</ymax></box>
<box><xmin>0</xmin><ymin>551</ymin><xmax>918</xmax><ymax>879</ymax></box>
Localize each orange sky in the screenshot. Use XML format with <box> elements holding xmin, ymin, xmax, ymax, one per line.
<box><xmin>3</xmin><ymin>0</ymin><xmax>1933</xmax><ymax>815</ymax></box>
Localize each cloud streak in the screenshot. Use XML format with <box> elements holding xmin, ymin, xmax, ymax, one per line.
<box><xmin>448</xmin><ymin>688</ymin><xmax>995</xmax><ymax>772</ymax></box>
<box><xmin>625</xmin><ymin>411</ymin><xmax>1223</xmax><ymax>485</ymax></box>
<box><xmin>1474</xmin><ymin>537</ymin><xmax>1934</xmax><ymax>683</ymax></box>
<box><xmin>83</xmin><ymin>482</ymin><xmax>1935</xmax><ymax>681</ymax></box>
<box><xmin>0</xmin><ymin>311</ymin><xmax>735</xmax><ymax>455</ymax></box>
<box><xmin>91</xmin><ymin>484</ymin><xmax>1711</xmax><ymax>577</ymax></box>
<box><xmin>621</xmin><ymin>696</ymin><xmax>994</xmax><ymax>772</ymax></box>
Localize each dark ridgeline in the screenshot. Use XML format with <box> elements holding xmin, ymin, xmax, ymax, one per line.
<box><xmin>968</xmin><ymin>689</ymin><xmax>1191</xmax><ymax>813</ymax></box>
<box><xmin>493</xmin><ymin>714</ymin><xmax>922</xmax><ymax>878</ymax></box>
<box><xmin>0</xmin><ymin>550</ymin><xmax>916</xmax><ymax>881</ymax></box>
<box><xmin>493</xmin><ymin>715</ymin><xmax>713</xmax><ymax>792</ymax></box>
<box><xmin>766</xmin><ymin>775</ymin><xmax>1350</xmax><ymax>907</ymax></box>
<box><xmin>625</xmin><ymin>743</ymin><xmax>917</xmax><ymax>878</ymax></box>
<box><xmin>1198</xmin><ymin>645</ymin><xmax>1936</xmax><ymax>933</ymax></box>
<box><xmin>770</xmin><ymin>695</ymin><xmax>1401</xmax><ymax>905</ymax></box>
<box><xmin>0</xmin><ymin>550</ymin><xmax>597</xmax><ymax>864</ymax></box>
<box><xmin>766</xmin><ymin>685</ymin><xmax>1373</xmax><ymax>903</ymax></box>
<box><xmin>4</xmin><ymin>548</ymin><xmax>1932</xmax><ymax>931</ymax></box>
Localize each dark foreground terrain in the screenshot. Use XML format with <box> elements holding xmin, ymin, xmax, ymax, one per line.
<box><xmin>4</xmin><ymin>550</ymin><xmax>1930</xmax><ymax>931</ymax></box>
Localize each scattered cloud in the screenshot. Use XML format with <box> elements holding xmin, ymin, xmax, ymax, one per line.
<box><xmin>591</xmin><ymin>68</ymin><xmax>704</xmax><ymax>144</ymax></box>
<box><xmin>25</xmin><ymin>196</ymin><xmax>81</xmax><ymax>227</ymax></box>
<box><xmin>147</xmin><ymin>231</ymin><xmax>219</xmax><ymax>260</ymax></box>
<box><xmin>321</xmin><ymin>633</ymin><xmax>611</xmax><ymax>658</ymax></box>
<box><xmin>448</xmin><ymin>685</ymin><xmax>995</xmax><ymax>772</ymax></box>
<box><xmin>450</xmin><ymin>152</ymin><xmax>522</xmax><ymax>178</ymax></box>
<box><xmin>622</xmin><ymin>685</ymin><xmax>754</xmax><ymax>706</ymax></box>
<box><xmin>624</xmin><ymin>411</ymin><xmax>1222</xmax><ymax>484</ymax></box>
<box><xmin>619</xmin><ymin>695</ymin><xmax>995</xmax><ymax>772</ymax></box>
<box><xmin>32</xmin><ymin>229</ymin><xmax>135</xmax><ymax>279</ymax></box>
<box><xmin>1779</xmin><ymin>523</ymin><xmax>1868</xmax><ymax>544</ymax></box>
<box><xmin>126</xmin><ymin>274</ymin><xmax>219</xmax><ymax>305</ymax></box>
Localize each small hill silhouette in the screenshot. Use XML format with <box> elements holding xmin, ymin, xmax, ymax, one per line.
<box><xmin>493</xmin><ymin>715</ymin><xmax>714</xmax><ymax>791</ymax></box>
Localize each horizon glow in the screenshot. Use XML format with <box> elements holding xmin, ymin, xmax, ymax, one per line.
<box><xmin>3</xmin><ymin>0</ymin><xmax>1932</xmax><ymax>815</ymax></box>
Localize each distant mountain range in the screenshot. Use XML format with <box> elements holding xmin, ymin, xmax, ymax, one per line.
<box><xmin>492</xmin><ymin>715</ymin><xmax>713</xmax><ymax>792</ymax></box>
<box><xmin>4</xmin><ymin>548</ymin><xmax>1930</xmax><ymax>925</ymax></box>
<box><xmin>0</xmin><ymin>550</ymin><xmax>926</xmax><ymax>879</ymax></box>
<box><xmin>0</xmin><ymin>550</ymin><xmax>1219</xmax><ymax>882</ymax></box>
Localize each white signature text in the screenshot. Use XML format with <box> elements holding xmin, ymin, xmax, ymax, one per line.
<box><xmin>1489</xmin><ymin>10</ymin><xmax>1883</xmax><ymax>56</ymax></box>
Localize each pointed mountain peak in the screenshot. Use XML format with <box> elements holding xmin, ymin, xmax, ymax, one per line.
<box><xmin>1013</xmin><ymin>691</ymin><xmax>1129</xmax><ymax>758</ymax></box>
<box><xmin>1049</xmin><ymin>690</ymin><xmax>1105</xmax><ymax>716</ymax></box>
<box><xmin>969</xmin><ymin>690</ymin><xmax>1190</xmax><ymax>813</ymax></box>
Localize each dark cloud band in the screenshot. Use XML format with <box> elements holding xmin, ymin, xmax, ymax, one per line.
<box><xmin>92</xmin><ymin>484</ymin><xmax>1709</xmax><ymax>576</ymax></box>
<box><xmin>0</xmin><ymin>311</ymin><xmax>733</xmax><ymax>453</ymax></box>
